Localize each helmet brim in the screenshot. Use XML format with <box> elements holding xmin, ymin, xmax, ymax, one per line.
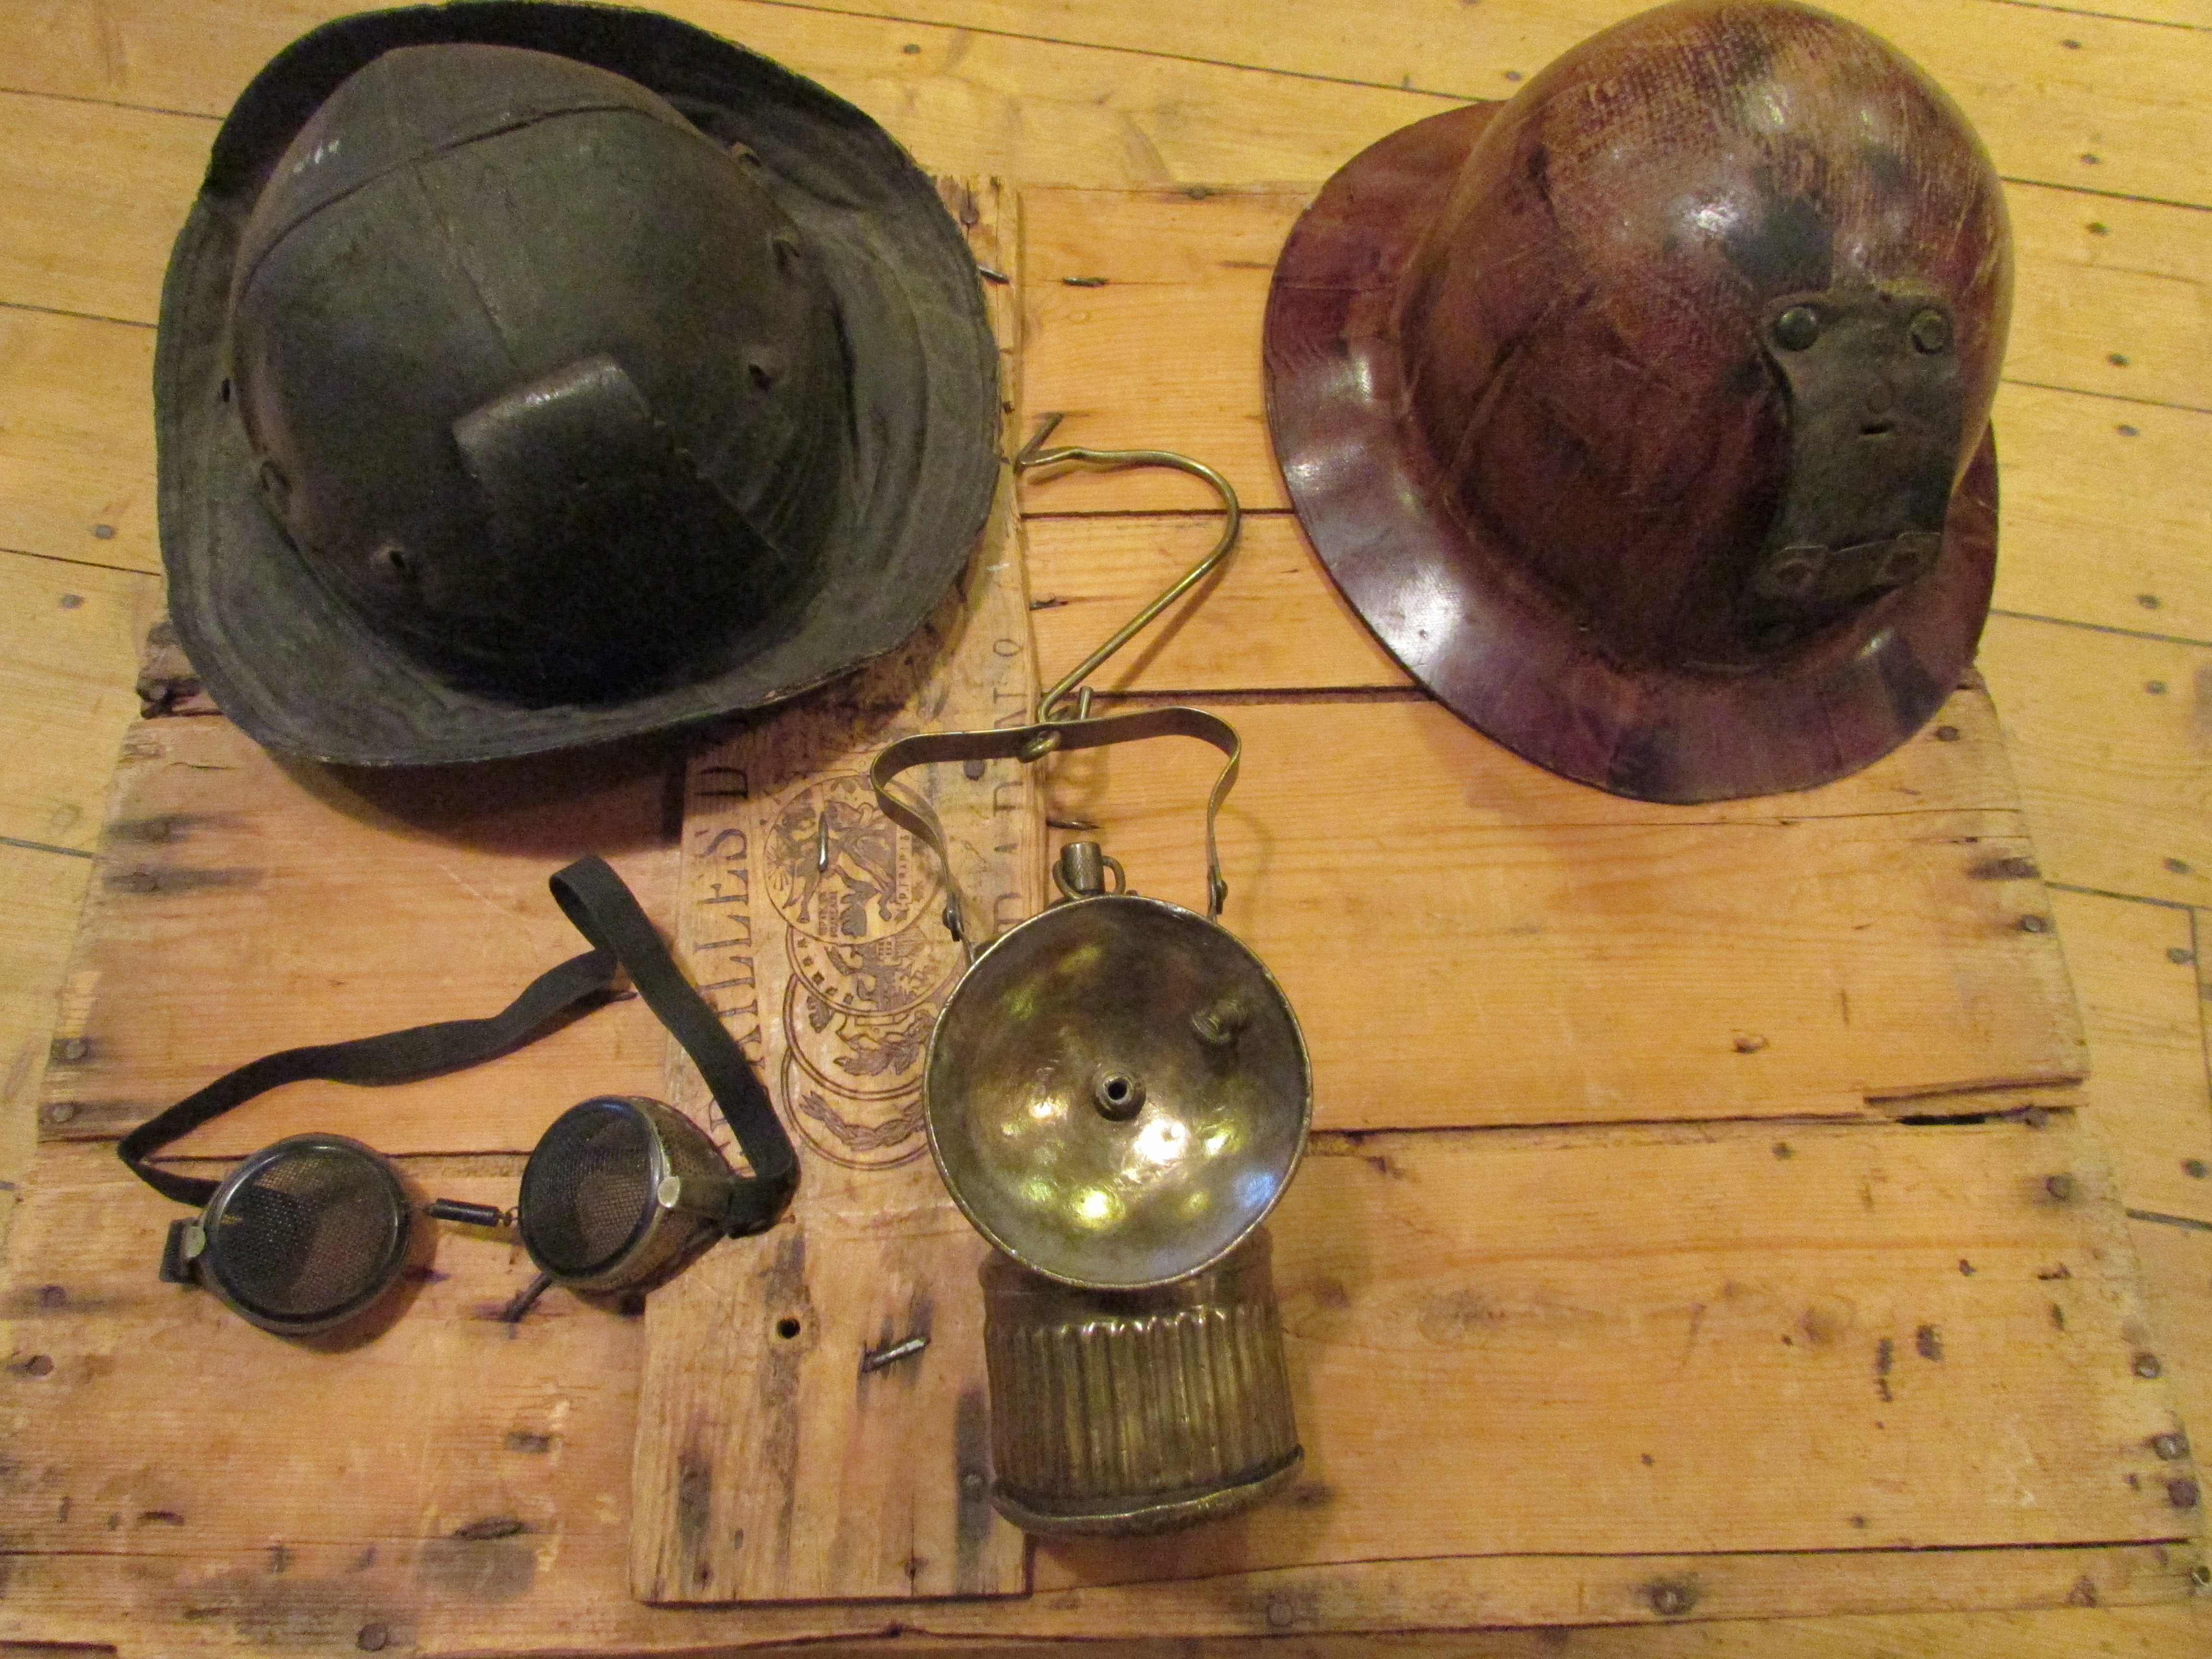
<box><xmin>156</xmin><ymin>2</ymin><xmax>1000</xmax><ymax>767</ymax></box>
<box><xmin>1262</xmin><ymin>104</ymin><xmax>1997</xmax><ymax>805</ymax></box>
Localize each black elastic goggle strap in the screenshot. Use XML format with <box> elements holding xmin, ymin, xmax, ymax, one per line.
<box><xmin>547</xmin><ymin>856</ymin><xmax>796</xmax><ymax>1236</ymax></box>
<box><xmin>119</xmin><ymin>856</ymin><xmax>797</xmax><ymax>1237</ymax></box>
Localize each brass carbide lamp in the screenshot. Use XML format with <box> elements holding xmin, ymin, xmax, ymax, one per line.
<box><xmin>873</xmin><ymin>707</ymin><xmax>1312</xmax><ymax>1534</ymax></box>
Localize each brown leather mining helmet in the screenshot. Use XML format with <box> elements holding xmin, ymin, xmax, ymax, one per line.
<box><xmin>1264</xmin><ymin>0</ymin><xmax>2012</xmax><ymax>803</ymax></box>
<box><xmin>156</xmin><ymin>3</ymin><xmax>999</xmax><ymax>766</ymax></box>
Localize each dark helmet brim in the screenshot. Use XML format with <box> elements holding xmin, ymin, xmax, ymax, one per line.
<box><xmin>1262</xmin><ymin>104</ymin><xmax>1997</xmax><ymax>805</ymax></box>
<box><xmin>156</xmin><ymin>2</ymin><xmax>1000</xmax><ymax>767</ymax></box>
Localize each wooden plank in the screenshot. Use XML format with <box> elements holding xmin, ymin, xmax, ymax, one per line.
<box><xmin>1017</xmin><ymin>182</ymin><xmax>2211</xmax><ymax>517</ymax></box>
<box><xmin>805</xmin><ymin>0</ymin><xmax>2212</xmax><ymax>207</ymax></box>
<box><xmin>0</xmin><ymin>90</ymin><xmax>206</xmax><ymax>324</ymax></box>
<box><xmin>628</xmin><ymin>183</ymin><xmax>1032</xmax><ymax>1606</ymax></box>
<box><xmin>1978</xmin><ymin>615</ymin><xmax>2212</xmax><ymax>907</ymax></box>
<box><xmin>0</xmin><ymin>551</ymin><xmax>162</xmax><ymax>853</ymax></box>
<box><xmin>2006</xmin><ymin>183</ymin><xmax>2212</xmax><ymax>412</ymax></box>
<box><xmin>1031</xmin><ymin>1116</ymin><xmax>2195</xmax><ymax>1586</ymax></box>
<box><xmin>2130</xmin><ymin>1217</ymin><xmax>2212</xmax><ymax>1462</ymax></box>
<box><xmin>1993</xmin><ymin>389</ymin><xmax>2212</xmax><ymax>647</ymax></box>
<box><xmin>0</xmin><ymin>307</ymin><xmax>158</xmax><ymax>574</ymax></box>
<box><xmin>0</xmin><ymin>1537</ymin><xmax>2198</xmax><ymax>1655</ymax></box>
<box><xmin>37</xmin><ymin>716</ymin><xmax>677</xmax><ymax>1157</ymax></box>
<box><xmin>0</xmin><ymin>1532</ymin><xmax>2195</xmax><ymax>1656</ymax></box>
<box><xmin>14</xmin><ymin>0</ymin><xmax>2208</xmax><ymax>209</ymax></box>
<box><xmin>2052</xmin><ymin>890</ymin><xmax>2212</xmax><ymax>1222</ymax></box>
<box><xmin>0</xmin><ymin>846</ymin><xmax>94</xmax><ymax>1186</ymax></box>
<box><xmin>1035</xmin><ymin>686</ymin><xmax>2082</xmax><ymax>1127</ymax></box>
<box><xmin>0</xmin><ymin>1121</ymin><xmax>2202</xmax><ymax>1655</ymax></box>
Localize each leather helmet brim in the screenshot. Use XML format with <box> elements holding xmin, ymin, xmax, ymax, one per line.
<box><xmin>1263</xmin><ymin>105</ymin><xmax>1997</xmax><ymax>805</ymax></box>
<box><xmin>156</xmin><ymin>2</ymin><xmax>1000</xmax><ymax>767</ymax></box>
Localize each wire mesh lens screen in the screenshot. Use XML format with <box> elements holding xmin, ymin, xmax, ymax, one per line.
<box><xmin>201</xmin><ymin>1137</ymin><xmax>412</xmax><ymax>1329</ymax></box>
<box><xmin>518</xmin><ymin>1097</ymin><xmax>658</xmax><ymax>1281</ymax></box>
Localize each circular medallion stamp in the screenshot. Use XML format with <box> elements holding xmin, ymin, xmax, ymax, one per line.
<box><xmin>779</xmin><ymin>1051</ymin><xmax>928</xmax><ymax>1170</ymax></box>
<box><xmin>787</xmin><ymin>921</ymin><xmax>961</xmax><ymax>1018</ymax></box>
<box><xmin>786</xmin><ymin>976</ymin><xmax>939</xmax><ymax>1102</ymax></box>
<box><xmin>764</xmin><ymin>774</ymin><xmax>939</xmax><ymax>944</ymax></box>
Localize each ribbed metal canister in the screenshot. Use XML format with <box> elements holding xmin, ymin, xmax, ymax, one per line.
<box><xmin>980</xmin><ymin>1230</ymin><xmax>1301</xmax><ymax>1533</ymax></box>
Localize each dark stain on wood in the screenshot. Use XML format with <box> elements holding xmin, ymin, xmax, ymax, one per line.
<box><xmin>179</xmin><ymin>1569</ymin><xmax>383</xmax><ymax>1648</ymax></box>
<box><xmin>106</xmin><ymin>812</ymin><xmax>237</xmax><ymax>846</ymax></box>
<box><xmin>416</xmin><ymin>1536</ymin><xmax>536</xmax><ymax>1600</ymax></box>
<box><xmin>1643</xmin><ymin>1577</ymin><xmax>1700</xmax><ymax>1618</ymax></box>
<box><xmin>674</xmin><ymin>1447</ymin><xmax>713</xmax><ymax>1586</ymax></box>
<box><xmin>2067</xmin><ymin>1575</ymin><xmax>2099</xmax><ymax>1607</ymax></box>
<box><xmin>504</xmin><ymin>1431</ymin><xmax>555</xmax><ymax>1454</ymax></box>
<box><xmin>449</xmin><ymin>1517</ymin><xmax>526</xmax><ymax>1541</ymax></box>
<box><xmin>755</xmin><ymin>1229</ymin><xmax>812</xmax><ymax>1573</ymax></box>
<box><xmin>268</xmin><ymin>1543</ymin><xmax>290</xmax><ymax>1574</ymax></box>
<box><xmin>1915</xmin><ymin>1324</ymin><xmax>1944</xmax><ymax>1361</ymax></box>
<box><xmin>1968</xmin><ymin>855</ymin><xmax>2039</xmax><ymax>881</ymax></box>
<box><xmin>1244</xmin><ymin>1581</ymin><xmax>1319</xmax><ymax>1632</ymax></box>
<box><xmin>137</xmin><ymin>1509</ymin><xmax>185</xmax><ymax>1526</ymax></box>
<box><xmin>10</xmin><ymin>1284</ymin><xmax>120</xmax><ymax>1316</ymax></box>
<box><xmin>1875</xmin><ymin>1336</ymin><xmax>1895</xmax><ymax>1401</ymax></box>
<box><xmin>934</xmin><ymin>177</ymin><xmax>981</xmax><ymax>228</ymax></box>
<box><xmin>658</xmin><ymin>759</ymin><xmax>688</xmax><ymax>844</ymax></box>
<box><xmin>101</xmin><ymin>865</ymin><xmax>258</xmax><ymax>896</ymax></box>
<box><xmin>953</xmin><ymin>1386</ymin><xmax>994</xmax><ymax>1595</ymax></box>
<box><xmin>1798</xmin><ymin>1300</ymin><xmax>1850</xmax><ymax>1348</ymax></box>
<box><xmin>1418</xmin><ymin>1288</ymin><xmax>1498</xmax><ymax>1345</ymax></box>
<box><xmin>2051</xmin><ymin>1302</ymin><xmax>2068</xmax><ymax>1331</ymax></box>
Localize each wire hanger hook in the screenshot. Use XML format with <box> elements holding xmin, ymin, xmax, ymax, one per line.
<box><xmin>1014</xmin><ymin>412</ymin><xmax>1242</xmax><ymax>723</ymax></box>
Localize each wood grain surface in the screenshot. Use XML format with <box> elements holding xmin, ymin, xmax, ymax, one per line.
<box><xmin>36</xmin><ymin>719</ymin><xmax>679</xmax><ymax>1158</ymax></box>
<box><xmin>1</xmin><ymin>1123</ymin><xmax>2200</xmax><ymax>1653</ymax></box>
<box><xmin>0</xmin><ymin>0</ymin><xmax>2206</xmax><ymax>1653</ymax></box>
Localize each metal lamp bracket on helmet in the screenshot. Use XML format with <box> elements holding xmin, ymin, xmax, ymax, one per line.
<box><xmin>1747</xmin><ymin>287</ymin><xmax>1966</xmax><ymax>630</ymax></box>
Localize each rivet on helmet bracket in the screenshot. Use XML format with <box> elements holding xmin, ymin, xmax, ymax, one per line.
<box><xmin>1773</xmin><ymin>306</ymin><xmax>1821</xmax><ymax>351</ymax></box>
<box><xmin>1910</xmin><ymin>310</ymin><xmax>1952</xmax><ymax>354</ymax></box>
